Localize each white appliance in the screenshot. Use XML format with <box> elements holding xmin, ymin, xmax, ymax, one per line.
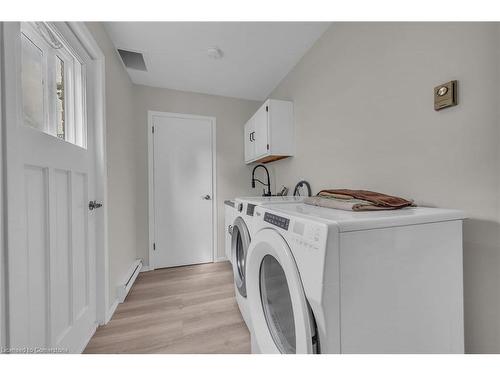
<box><xmin>224</xmin><ymin>200</ymin><xmax>238</xmax><ymax>263</ymax></box>
<box><xmin>229</xmin><ymin>196</ymin><xmax>304</xmax><ymax>331</ymax></box>
<box><xmin>246</xmin><ymin>203</ymin><xmax>465</xmax><ymax>354</ymax></box>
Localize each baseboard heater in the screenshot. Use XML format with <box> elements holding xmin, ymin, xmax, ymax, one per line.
<box><xmin>117</xmin><ymin>259</ymin><xmax>143</xmax><ymax>303</ymax></box>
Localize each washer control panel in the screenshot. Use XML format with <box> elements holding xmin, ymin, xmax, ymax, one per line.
<box><xmin>256</xmin><ymin>207</ymin><xmax>327</xmax><ymax>252</ymax></box>
<box><xmin>264</xmin><ymin>212</ymin><xmax>290</xmax><ymax>230</ymax></box>
<box><xmin>246</xmin><ymin>203</ymin><xmax>256</xmax><ymax>216</ymax></box>
<box><xmin>291</xmin><ymin>222</ymin><xmax>322</xmax><ymax>251</ymax></box>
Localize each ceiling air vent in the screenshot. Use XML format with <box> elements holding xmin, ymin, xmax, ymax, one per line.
<box><xmin>117</xmin><ymin>49</ymin><xmax>147</xmax><ymax>71</ymax></box>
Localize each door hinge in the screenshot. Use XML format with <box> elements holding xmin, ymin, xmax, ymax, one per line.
<box><xmin>266</xmin><ymin>106</ymin><xmax>268</xmax><ymax>112</ymax></box>
<box><xmin>267</xmin><ymin>144</ymin><xmax>269</xmax><ymax>150</ymax></box>
<box><xmin>152</xmin><ymin>126</ymin><xmax>155</xmax><ymax>133</ymax></box>
<box><xmin>153</xmin><ymin>243</ymin><xmax>156</xmax><ymax>250</ymax></box>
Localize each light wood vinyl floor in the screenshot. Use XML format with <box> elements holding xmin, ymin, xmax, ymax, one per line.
<box><xmin>84</xmin><ymin>261</ymin><xmax>251</xmax><ymax>354</ymax></box>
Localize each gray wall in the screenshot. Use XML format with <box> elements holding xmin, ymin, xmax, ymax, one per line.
<box><xmin>133</xmin><ymin>85</ymin><xmax>260</xmax><ymax>263</ymax></box>
<box><xmin>87</xmin><ymin>23</ymin><xmax>139</xmax><ymax>306</ymax></box>
<box><xmin>269</xmin><ymin>22</ymin><xmax>500</xmax><ymax>353</ymax></box>
<box><xmin>86</xmin><ymin>22</ymin><xmax>259</xmax><ymax>311</ymax></box>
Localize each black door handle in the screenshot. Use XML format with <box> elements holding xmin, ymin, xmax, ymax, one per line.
<box><xmin>89</xmin><ymin>200</ymin><xmax>103</xmax><ymax>210</ymax></box>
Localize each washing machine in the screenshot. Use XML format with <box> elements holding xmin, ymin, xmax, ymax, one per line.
<box><xmin>224</xmin><ymin>200</ymin><xmax>238</xmax><ymax>264</ymax></box>
<box><xmin>229</xmin><ymin>196</ymin><xmax>304</xmax><ymax>331</ymax></box>
<box><xmin>246</xmin><ymin>203</ymin><xmax>465</xmax><ymax>353</ymax></box>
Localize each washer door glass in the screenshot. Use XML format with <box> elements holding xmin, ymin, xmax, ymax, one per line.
<box><xmin>260</xmin><ymin>254</ymin><xmax>296</xmax><ymax>353</ymax></box>
<box><xmin>231</xmin><ymin>217</ymin><xmax>250</xmax><ymax>297</ymax></box>
<box><xmin>235</xmin><ymin>229</ymin><xmax>245</xmax><ymax>280</ymax></box>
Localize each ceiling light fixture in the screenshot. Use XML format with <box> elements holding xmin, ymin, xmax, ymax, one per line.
<box><xmin>207</xmin><ymin>47</ymin><xmax>223</xmax><ymax>60</ymax></box>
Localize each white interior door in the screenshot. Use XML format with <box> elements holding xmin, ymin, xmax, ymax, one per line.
<box><xmin>152</xmin><ymin>113</ymin><xmax>215</xmax><ymax>269</ymax></box>
<box><xmin>3</xmin><ymin>23</ymin><xmax>98</xmax><ymax>353</ymax></box>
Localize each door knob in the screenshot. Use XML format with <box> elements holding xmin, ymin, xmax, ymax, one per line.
<box><xmin>89</xmin><ymin>200</ymin><xmax>103</xmax><ymax>210</ymax></box>
<box><xmin>202</xmin><ymin>194</ymin><xmax>211</xmax><ymax>200</ymax></box>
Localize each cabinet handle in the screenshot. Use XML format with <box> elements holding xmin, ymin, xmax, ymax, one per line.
<box><xmin>249</xmin><ymin>133</ymin><xmax>252</xmax><ymax>142</ymax></box>
<box><xmin>251</xmin><ymin>132</ymin><xmax>255</xmax><ymax>142</ymax></box>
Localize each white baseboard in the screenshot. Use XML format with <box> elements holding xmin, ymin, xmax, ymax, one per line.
<box><xmin>78</xmin><ymin>323</ymin><xmax>98</xmax><ymax>353</ymax></box>
<box><xmin>116</xmin><ymin>259</ymin><xmax>143</xmax><ymax>303</ymax></box>
<box><xmin>103</xmin><ymin>259</ymin><xmax>144</xmax><ymax>325</ymax></box>
<box><xmin>140</xmin><ymin>265</ymin><xmax>153</xmax><ymax>272</ymax></box>
<box><xmin>141</xmin><ymin>258</ymin><xmax>228</xmax><ymax>270</ymax></box>
<box><xmin>105</xmin><ymin>298</ymin><xmax>119</xmax><ymax>324</ymax></box>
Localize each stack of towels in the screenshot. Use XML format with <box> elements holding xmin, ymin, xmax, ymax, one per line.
<box><xmin>304</xmin><ymin>189</ymin><xmax>415</xmax><ymax>212</ymax></box>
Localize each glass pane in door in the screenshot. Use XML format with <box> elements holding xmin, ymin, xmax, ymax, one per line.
<box><xmin>260</xmin><ymin>255</ymin><xmax>296</xmax><ymax>353</ymax></box>
<box><xmin>21</xmin><ymin>33</ymin><xmax>45</xmax><ymax>130</ymax></box>
<box><xmin>55</xmin><ymin>56</ymin><xmax>66</xmax><ymax>139</ymax></box>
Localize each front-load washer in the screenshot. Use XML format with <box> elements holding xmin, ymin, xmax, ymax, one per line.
<box><xmin>229</xmin><ymin>196</ymin><xmax>304</xmax><ymax>331</ymax></box>
<box><xmin>224</xmin><ymin>200</ymin><xmax>237</xmax><ymax>264</ymax></box>
<box><xmin>246</xmin><ymin>203</ymin><xmax>465</xmax><ymax>354</ymax></box>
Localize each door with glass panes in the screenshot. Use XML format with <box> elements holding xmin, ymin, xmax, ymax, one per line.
<box><xmin>2</xmin><ymin>22</ymin><xmax>98</xmax><ymax>353</ymax></box>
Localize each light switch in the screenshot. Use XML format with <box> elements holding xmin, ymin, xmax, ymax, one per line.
<box><xmin>434</xmin><ymin>80</ymin><xmax>458</xmax><ymax>111</ymax></box>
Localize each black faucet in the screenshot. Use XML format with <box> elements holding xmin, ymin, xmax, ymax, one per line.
<box><xmin>251</xmin><ymin>164</ymin><xmax>272</xmax><ymax>196</ymax></box>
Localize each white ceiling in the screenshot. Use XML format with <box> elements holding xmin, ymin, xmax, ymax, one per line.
<box><xmin>104</xmin><ymin>22</ymin><xmax>330</xmax><ymax>101</ymax></box>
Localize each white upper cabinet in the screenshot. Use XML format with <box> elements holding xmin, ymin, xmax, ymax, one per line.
<box><xmin>244</xmin><ymin>99</ymin><xmax>294</xmax><ymax>164</ymax></box>
<box><xmin>253</xmin><ymin>102</ymin><xmax>269</xmax><ymax>158</ymax></box>
<box><xmin>244</xmin><ymin>113</ymin><xmax>255</xmax><ymax>162</ymax></box>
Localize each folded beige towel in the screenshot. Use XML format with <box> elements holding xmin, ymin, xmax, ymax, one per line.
<box><xmin>305</xmin><ymin>189</ymin><xmax>415</xmax><ymax>212</ymax></box>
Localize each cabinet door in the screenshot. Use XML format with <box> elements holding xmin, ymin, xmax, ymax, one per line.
<box><xmin>253</xmin><ymin>102</ymin><xmax>269</xmax><ymax>158</ymax></box>
<box><xmin>244</xmin><ymin>115</ymin><xmax>255</xmax><ymax>162</ymax></box>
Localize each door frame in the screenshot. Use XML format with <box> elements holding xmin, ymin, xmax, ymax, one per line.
<box><xmin>0</xmin><ymin>22</ymin><xmax>110</xmax><ymax>347</ymax></box>
<box><xmin>0</xmin><ymin>22</ymin><xmax>6</xmax><ymax>349</ymax></box>
<box><xmin>147</xmin><ymin>110</ymin><xmax>217</xmax><ymax>270</ymax></box>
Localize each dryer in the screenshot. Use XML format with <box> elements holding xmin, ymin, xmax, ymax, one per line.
<box><xmin>246</xmin><ymin>203</ymin><xmax>465</xmax><ymax>353</ymax></box>
<box><xmin>229</xmin><ymin>196</ymin><xmax>304</xmax><ymax>331</ymax></box>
